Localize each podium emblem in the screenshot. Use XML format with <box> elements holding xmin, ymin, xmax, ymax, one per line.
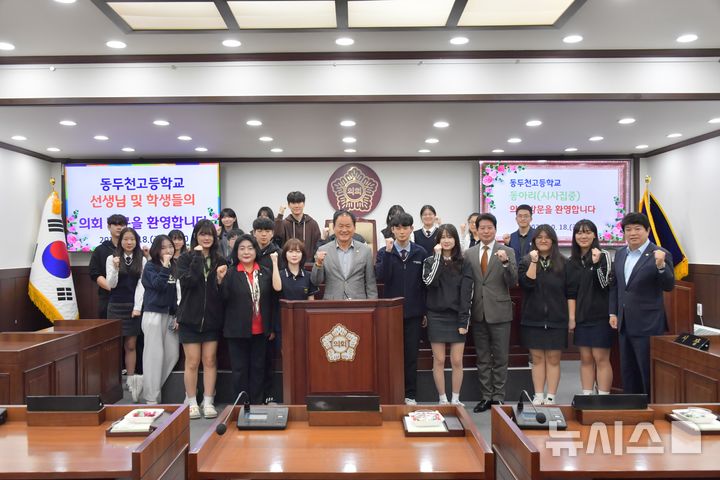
<box><xmin>321</xmin><ymin>323</ymin><xmax>359</xmax><ymax>362</ymax></box>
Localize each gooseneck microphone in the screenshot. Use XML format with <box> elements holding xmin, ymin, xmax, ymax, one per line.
<box><xmin>517</xmin><ymin>390</ymin><xmax>546</xmax><ymax>424</ymax></box>
<box><xmin>216</xmin><ymin>391</ymin><xmax>250</xmax><ymax>435</ymax></box>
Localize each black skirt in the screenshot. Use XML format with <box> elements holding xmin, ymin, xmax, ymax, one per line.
<box><xmin>177</xmin><ymin>323</ymin><xmax>220</xmax><ymax>344</ymax></box>
<box><xmin>427</xmin><ymin>310</ymin><xmax>467</xmax><ymax>344</ymax></box>
<box><xmin>574</xmin><ymin>322</ymin><xmax>615</xmax><ymax>348</ymax></box>
<box><xmin>520</xmin><ymin>325</ymin><xmax>568</xmax><ymax>350</ymax></box>
<box><xmin>107</xmin><ymin>302</ymin><xmax>141</xmax><ymax>337</ymax></box>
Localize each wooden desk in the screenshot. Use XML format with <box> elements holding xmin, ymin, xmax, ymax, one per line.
<box><xmin>190</xmin><ymin>405</ymin><xmax>494</xmax><ymax>479</ymax></box>
<box><xmin>0</xmin><ymin>319</ymin><xmax>122</xmax><ymax>404</ymax></box>
<box><xmin>492</xmin><ymin>403</ymin><xmax>720</xmax><ymax>479</ymax></box>
<box><xmin>0</xmin><ymin>404</ymin><xmax>189</xmax><ymax>479</ymax></box>
<box><xmin>651</xmin><ymin>335</ymin><xmax>720</xmax><ymax>403</ymax></box>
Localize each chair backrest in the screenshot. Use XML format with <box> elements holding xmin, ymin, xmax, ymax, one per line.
<box><xmin>324</xmin><ymin>218</ymin><xmax>377</xmax><ymax>259</ymax></box>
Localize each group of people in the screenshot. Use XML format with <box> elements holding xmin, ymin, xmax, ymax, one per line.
<box><xmin>88</xmin><ymin>191</ymin><xmax>674</xmax><ymax>417</ymax></box>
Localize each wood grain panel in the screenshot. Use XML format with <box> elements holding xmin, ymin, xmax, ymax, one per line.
<box><xmin>83</xmin><ymin>343</ymin><xmax>103</xmax><ymax>394</ymax></box>
<box><xmin>0</xmin><ymin>374</ymin><xmax>9</xmax><ymax>404</ymax></box>
<box><xmin>24</xmin><ymin>363</ymin><xmax>53</xmax><ymax>399</ymax></box>
<box><xmin>54</xmin><ymin>354</ymin><xmax>77</xmax><ymax>395</ymax></box>
<box><xmin>652</xmin><ymin>360</ymin><xmax>682</xmax><ymax>403</ymax></box>
<box><xmin>684</xmin><ymin>369</ymin><xmax>718</xmax><ymax>403</ymax></box>
<box><xmin>686</xmin><ymin>264</ymin><xmax>720</xmax><ymax>329</ymax></box>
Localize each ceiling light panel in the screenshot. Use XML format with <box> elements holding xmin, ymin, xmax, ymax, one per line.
<box><xmin>228</xmin><ymin>1</ymin><xmax>336</xmax><ymax>29</ymax></box>
<box><xmin>108</xmin><ymin>2</ymin><xmax>227</xmax><ymax>30</ymax></box>
<box><xmin>458</xmin><ymin>0</ymin><xmax>575</xmax><ymax>27</ymax></box>
<box><xmin>348</xmin><ymin>0</ymin><xmax>455</xmax><ymax>28</ymax></box>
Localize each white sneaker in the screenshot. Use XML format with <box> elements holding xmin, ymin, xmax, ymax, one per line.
<box><xmin>404</xmin><ymin>398</ymin><xmax>417</xmax><ymax>406</ymax></box>
<box><xmin>532</xmin><ymin>394</ymin><xmax>544</xmax><ymax>406</ymax></box>
<box><xmin>451</xmin><ymin>400</ymin><xmax>465</xmax><ymax>407</ymax></box>
<box><xmin>188</xmin><ymin>405</ymin><xmax>201</xmax><ymax>419</ymax></box>
<box><xmin>439</xmin><ymin>399</ymin><xmax>450</xmax><ymax>405</ymax></box>
<box><xmin>127</xmin><ymin>375</ymin><xmax>142</xmax><ymax>403</ymax></box>
<box><xmin>202</xmin><ymin>403</ymin><xmax>218</xmax><ymax>419</ymax></box>
<box><xmin>544</xmin><ymin>397</ymin><xmax>556</xmax><ymax>405</ymax></box>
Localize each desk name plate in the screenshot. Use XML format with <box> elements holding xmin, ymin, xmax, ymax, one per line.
<box><xmin>674</xmin><ymin>332</ymin><xmax>710</xmax><ymax>351</ymax></box>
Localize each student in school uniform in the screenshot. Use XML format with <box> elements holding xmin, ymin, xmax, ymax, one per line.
<box><xmin>375</xmin><ymin>212</ymin><xmax>427</xmax><ymax>405</ymax></box>
<box><xmin>413</xmin><ymin>204</ymin><xmax>441</xmax><ymax>254</ymax></box>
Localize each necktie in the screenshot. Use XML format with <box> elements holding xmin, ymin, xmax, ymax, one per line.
<box><xmin>481</xmin><ymin>246</ymin><xmax>489</xmax><ymax>275</ymax></box>
<box><xmin>425</xmin><ymin>230</ymin><xmax>431</xmax><ymax>238</ymax></box>
<box><xmin>400</xmin><ymin>249</ymin><xmax>408</xmax><ymax>261</ymax></box>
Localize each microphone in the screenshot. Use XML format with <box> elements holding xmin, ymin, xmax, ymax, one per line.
<box><xmin>215</xmin><ymin>391</ymin><xmax>250</xmax><ymax>435</ymax></box>
<box><xmin>517</xmin><ymin>390</ymin><xmax>546</xmax><ymax>424</ymax></box>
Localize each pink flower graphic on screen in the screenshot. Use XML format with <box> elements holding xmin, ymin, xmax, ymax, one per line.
<box><xmin>81</xmin><ymin>246</ymin><xmax>91</xmax><ymax>252</ymax></box>
<box><xmin>66</xmin><ymin>215</ymin><xmax>75</xmax><ymax>223</ymax></box>
<box><xmin>600</xmin><ymin>196</ymin><xmax>626</xmax><ymax>243</ymax></box>
<box><xmin>480</xmin><ymin>162</ymin><xmax>526</xmax><ymax>211</ymax></box>
<box><xmin>67</xmin><ymin>234</ymin><xmax>77</xmax><ymax>244</ymax></box>
<box><xmin>65</xmin><ymin>209</ymin><xmax>91</xmax><ymax>251</ymax></box>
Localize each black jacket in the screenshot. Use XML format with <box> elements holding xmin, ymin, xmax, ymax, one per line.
<box><xmin>422</xmin><ymin>254</ymin><xmax>466</xmax><ymax>328</ymax></box>
<box><xmin>221</xmin><ymin>264</ymin><xmax>274</xmax><ymax>338</ymax></box>
<box><xmin>566</xmin><ymin>250</ymin><xmax>613</xmax><ymax>327</ymax></box>
<box><xmin>89</xmin><ymin>240</ymin><xmax>115</xmax><ymax>299</ymax></box>
<box><xmin>141</xmin><ymin>261</ymin><xmax>177</xmax><ymax>314</ymax></box>
<box><xmin>518</xmin><ymin>256</ymin><xmax>570</xmax><ymax>329</ymax></box>
<box><xmin>375</xmin><ymin>243</ymin><xmax>427</xmax><ymax>318</ymax></box>
<box><xmin>175</xmin><ymin>251</ymin><xmax>225</xmax><ymax>332</ymax></box>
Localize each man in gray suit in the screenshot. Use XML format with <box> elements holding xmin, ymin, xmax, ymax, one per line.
<box><xmin>461</xmin><ymin>213</ymin><xmax>518</xmax><ymax>412</ymax></box>
<box><xmin>311</xmin><ymin>210</ymin><xmax>378</xmax><ymax>300</ymax></box>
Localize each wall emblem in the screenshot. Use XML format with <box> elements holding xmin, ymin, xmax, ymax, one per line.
<box><xmin>320</xmin><ymin>323</ymin><xmax>359</xmax><ymax>362</ymax></box>
<box><xmin>327</xmin><ymin>163</ymin><xmax>382</xmax><ymax>216</ymax></box>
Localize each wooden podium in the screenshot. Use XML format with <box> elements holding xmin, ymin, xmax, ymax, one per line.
<box><xmin>281</xmin><ymin>298</ymin><xmax>405</xmax><ymax>404</ymax></box>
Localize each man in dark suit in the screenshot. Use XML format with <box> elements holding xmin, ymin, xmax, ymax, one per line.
<box><xmin>461</xmin><ymin>213</ymin><xmax>518</xmax><ymax>412</ymax></box>
<box><xmin>609</xmin><ymin>212</ymin><xmax>675</xmax><ymax>395</ymax></box>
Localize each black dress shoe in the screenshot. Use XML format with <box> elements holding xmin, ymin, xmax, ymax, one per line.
<box><xmin>473</xmin><ymin>400</ymin><xmax>492</xmax><ymax>413</ymax></box>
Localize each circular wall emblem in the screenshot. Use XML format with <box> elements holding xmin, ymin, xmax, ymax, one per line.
<box><xmin>320</xmin><ymin>323</ymin><xmax>359</xmax><ymax>362</ymax></box>
<box><xmin>326</xmin><ymin>163</ymin><xmax>382</xmax><ymax>217</ymax></box>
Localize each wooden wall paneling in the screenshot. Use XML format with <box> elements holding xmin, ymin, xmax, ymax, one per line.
<box><xmin>0</xmin><ymin>373</ymin><xmax>9</xmax><ymax>403</ymax></box>
<box><xmin>651</xmin><ymin>359</ymin><xmax>683</xmax><ymax>403</ymax></box>
<box><xmin>665</xmin><ymin>280</ymin><xmax>695</xmax><ymax>334</ymax></box>
<box><xmin>684</xmin><ymin>369</ymin><xmax>718</xmax><ymax>403</ymax></box>
<box><xmin>24</xmin><ymin>362</ymin><xmax>53</xmax><ymax>399</ymax></box>
<box><xmin>686</xmin><ymin>264</ymin><xmax>720</xmax><ymax>329</ymax></box>
<box><xmin>71</xmin><ymin>266</ymin><xmax>98</xmax><ymax>319</ymax></box>
<box><xmin>101</xmin><ymin>337</ymin><xmax>122</xmax><ymax>402</ymax></box>
<box><xmin>0</xmin><ymin>277</ymin><xmax>17</xmax><ymax>332</ymax></box>
<box><xmin>82</xmin><ymin>344</ymin><xmax>103</xmax><ymax>395</ymax></box>
<box><xmin>54</xmin><ymin>354</ymin><xmax>78</xmax><ymax>395</ymax></box>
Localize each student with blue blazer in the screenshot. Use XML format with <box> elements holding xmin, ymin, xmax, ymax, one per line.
<box><xmin>609</xmin><ymin>212</ymin><xmax>674</xmax><ymax>395</ymax></box>
<box><xmin>375</xmin><ymin>212</ymin><xmax>427</xmax><ymax>405</ymax></box>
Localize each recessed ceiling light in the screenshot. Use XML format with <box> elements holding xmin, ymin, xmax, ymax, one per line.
<box><xmin>618</xmin><ymin>117</ymin><xmax>636</xmax><ymax>125</ymax></box>
<box><xmin>49</xmin><ymin>66</ymin><xmax>56</xmax><ymax>71</ymax></box>
<box><xmin>246</xmin><ymin>119</ymin><xmax>262</xmax><ymax>126</ymax></box>
<box><xmin>342</xmin><ymin>137</ymin><xmax>357</xmax><ymax>144</ymax></box>
<box><xmin>709</xmin><ymin>117</ymin><xmax>720</xmax><ymax>124</ymax></box>
<box><xmin>340</xmin><ymin>119</ymin><xmax>356</xmax><ymax>127</ymax></box>
<box><xmin>121</xmin><ymin>147</ymin><xmax>135</xmax><ymax>152</ymax></box>
<box><xmin>450</xmin><ymin>36</ymin><xmax>469</xmax><ymax>45</ymax></box>
<box><xmin>271</xmin><ymin>147</ymin><xmax>284</xmax><ymax>153</ymax></box>
<box><xmin>93</xmin><ymin>135</ymin><xmax>109</xmax><ymax>141</ymax></box>
<box><xmin>106</xmin><ymin>40</ymin><xmax>127</xmax><ymax>49</ymax></box>
<box><xmin>525</xmin><ymin>119</ymin><xmax>542</xmax><ymax>127</ymax></box>
<box><xmin>195</xmin><ymin>147</ymin><xmax>208</xmax><ymax>152</ymax></box>
<box><xmin>563</xmin><ymin>34</ymin><xmax>583</xmax><ymax>44</ymax></box>
<box><xmin>54</xmin><ymin>0</ymin><xmax>76</xmax><ymax>3</ymax></box>
<box><xmin>433</xmin><ymin>121</ymin><xmax>450</xmax><ymax>128</ymax></box>
<box><xmin>667</xmin><ymin>132</ymin><xmax>682</xmax><ymax>138</ymax></box>
<box><xmin>635</xmin><ymin>144</ymin><xmax>649</xmax><ymax>150</ymax></box>
<box><xmin>507</xmin><ymin>137</ymin><xmax>522</xmax><ymax>144</ymax></box>
<box><xmin>259</xmin><ymin>136</ymin><xmax>273</xmax><ymax>142</ymax></box>
<box><xmin>344</xmin><ymin>148</ymin><xmax>357</xmax><ymax>153</ymax></box>
<box><xmin>425</xmin><ymin>138</ymin><xmax>439</xmax><ymax>144</ymax></box>
<box><xmin>11</xmin><ymin>135</ymin><xmax>27</xmax><ymax>141</ymax></box>
<box><xmin>0</xmin><ymin>42</ymin><xmax>16</xmax><ymax>51</ymax></box>
<box><xmin>335</xmin><ymin>37</ymin><xmax>354</xmax><ymax>46</ymax></box>
<box><xmin>222</xmin><ymin>39</ymin><xmax>242</xmax><ymax>48</ymax></box>
<box><xmin>46</xmin><ymin>147</ymin><xmax>61</xmax><ymax>152</ymax></box>
<box><xmin>564</xmin><ymin>147</ymin><xmax>578</xmax><ymax>152</ymax></box>
<box><xmin>676</xmin><ymin>33</ymin><xmax>698</xmax><ymax>43</ymax></box>
<box><xmin>153</xmin><ymin>119</ymin><xmax>170</xmax><ymax>126</ymax></box>
<box><xmin>492</xmin><ymin>149</ymin><xmax>505</xmax><ymax>153</ymax></box>
<box><xmin>178</xmin><ymin>135</ymin><xmax>192</xmax><ymax>141</ymax></box>
<box><xmin>418</xmin><ymin>149</ymin><xmax>431</xmax><ymax>153</ymax></box>
<box><xmin>589</xmin><ymin>136</ymin><xmax>604</xmax><ymax>142</ymax></box>
<box><xmin>59</xmin><ymin>120</ymin><xmax>77</xmax><ymax>126</ymax></box>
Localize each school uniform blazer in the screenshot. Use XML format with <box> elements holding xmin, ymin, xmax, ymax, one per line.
<box><xmin>311</xmin><ymin>241</ymin><xmax>378</xmax><ymax>300</ymax></box>
<box><xmin>460</xmin><ymin>243</ymin><xmax>518</xmax><ymax>325</ymax></box>
<box><xmin>609</xmin><ymin>242</ymin><xmax>675</xmax><ymax>336</ymax></box>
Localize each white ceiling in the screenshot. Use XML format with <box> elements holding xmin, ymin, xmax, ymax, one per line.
<box><xmin>1</xmin><ymin>0</ymin><xmax>719</xmax><ymax>161</ymax></box>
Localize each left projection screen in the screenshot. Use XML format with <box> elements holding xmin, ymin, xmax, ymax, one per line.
<box><xmin>64</xmin><ymin>163</ymin><xmax>220</xmax><ymax>251</ymax></box>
